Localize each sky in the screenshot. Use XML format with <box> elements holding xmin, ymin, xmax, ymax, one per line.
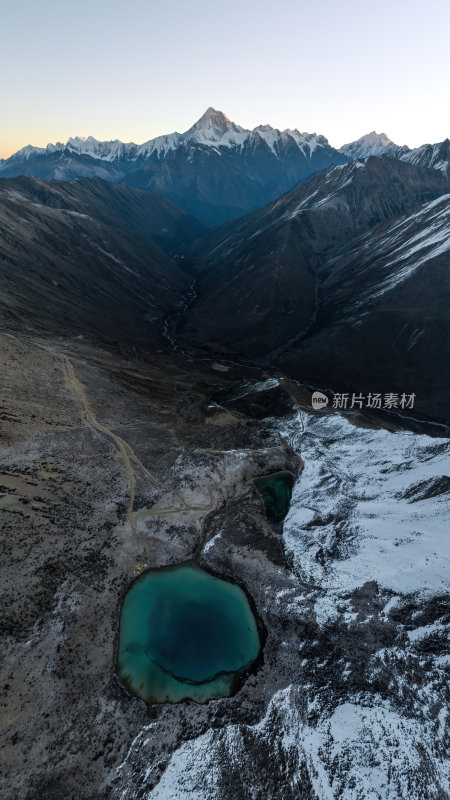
<box><xmin>1</xmin><ymin>0</ymin><xmax>449</xmax><ymax>159</ymax></box>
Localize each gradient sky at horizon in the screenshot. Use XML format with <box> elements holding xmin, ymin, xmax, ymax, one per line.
<box><xmin>1</xmin><ymin>0</ymin><xmax>449</xmax><ymax>159</ymax></box>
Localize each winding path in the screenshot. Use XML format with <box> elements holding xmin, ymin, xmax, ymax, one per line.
<box><xmin>63</xmin><ymin>355</ymin><xmax>219</xmax><ymax>533</ymax></box>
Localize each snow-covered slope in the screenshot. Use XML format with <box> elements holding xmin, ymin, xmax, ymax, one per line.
<box><xmin>340</xmin><ymin>131</ymin><xmax>399</xmax><ymax>159</ymax></box>
<box><xmin>340</xmin><ymin>133</ymin><xmax>449</xmax><ymax>172</ymax></box>
<box><xmin>283</xmin><ymin>411</ymin><xmax>450</xmax><ymax>594</ymax></box>
<box><xmin>400</xmin><ymin>139</ymin><xmax>450</xmax><ymax>172</ymax></box>
<box><xmin>113</xmin><ymin>404</ymin><xmax>450</xmax><ymax>800</ymax></box>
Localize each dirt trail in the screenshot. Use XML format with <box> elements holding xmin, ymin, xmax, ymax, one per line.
<box><xmin>2</xmin><ymin>330</ymin><xmax>230</xmax><ymax>531</ymax></box>
<box><xmin>63</xmin><ymin>356</ymin><xmax>219</xmax><ymax>533</ymax></box>
<box><xmin>63</xmin><ymin>357</ymin><xmax>140</xmax><ymax>531</ymax></box>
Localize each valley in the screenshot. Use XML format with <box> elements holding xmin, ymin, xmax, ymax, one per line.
<box><xmin>0</xmin><ymin>138</ymin><xmax>449</xmax><ymax>800</ymax></box>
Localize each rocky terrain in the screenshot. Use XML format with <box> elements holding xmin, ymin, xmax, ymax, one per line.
<box><xmin>1</xmin><ymin>331</ymin><xmax>448</xmax><ymax>800</ymax></box>
<box><xmin>0</xmin><ymin>155</ymin><xmax>449</xmax><ymax>800</ymax></box>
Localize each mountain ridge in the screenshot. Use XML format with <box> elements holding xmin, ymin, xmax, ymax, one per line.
<box><xmin>2</xmin><ymin>108</ymin><xmax>447</xmax><ymax>226</ymax></box>
<box><xmin>178</xmin><ymin>156</ymin><xmax>450</xmax><ymax>421</ymax></box>
<box><xmin>2</xmin><ymin>107</ymin><xmax>335</xmax><ymax>165</ymax></box>
<box><xmin>3</xmin><ymin>108</ymin><xmax>448</xmax><ymax>174</ymax></box>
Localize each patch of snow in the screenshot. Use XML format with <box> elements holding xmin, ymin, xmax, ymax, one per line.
<box><xmin>131</xmin><ymin>686</ymin><xmax>449</xmax><ymax>800</ymax></box>
<box><xmin>351</xmin><ymin>195</ymin><xmax>450</xmax><ymax>306</ymax></box>
<box><xmin>407</xmin><ymin>620</ymin><xmax>447</xmax><ymax>642</ymax></box>
<box><xmin>282</xmin><ymin>412</ymin><xmax>450</xmax><ymax>595</ymax></box>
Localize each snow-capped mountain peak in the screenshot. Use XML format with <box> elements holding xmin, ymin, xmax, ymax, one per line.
<box><xmin>68</xmin><ymin>135</ymin><xmax>89</xmax><ymax>144</ymax></box>
<box><xmin>188</xmin><ymin>106</ymin><xmax>232</xmax><ymax>130</ymax></box>
<box><xmin>12</xmin><ymin>144</ymin><xmax>46</xmax><ymax>160</ymax></box>
<box><xmin>361</xmin><ymin>130</ymin><xmax>392</xmax><ymax>145</ymax></box>
<box><xmin>183</xmin><ymin>107</ymin><xmax>246</xmax><ymax>146</ymax></box>
<box><xmin>340</xmin><ymin>131</ymin><xmax>399</xmax><ymax>158</ymax></box>
<box><xmin>253</xmin><ymin>124</ymin><xmax>274</xmax><ymax>133</ymax></box>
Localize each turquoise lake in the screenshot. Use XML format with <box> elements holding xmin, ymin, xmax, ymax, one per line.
<box><xmin>253</xmin><ymin>471</ymin><xmax>295</xmax><ymax>522</ymax></box>
<box><xmin>117</xmin><ymin>563</ymin><xmax>261</xmax><ymax>703</ymax></box>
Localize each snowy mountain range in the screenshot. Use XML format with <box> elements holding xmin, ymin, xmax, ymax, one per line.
<box><xmin>0</xmin><ymin>108</ymin><xmax>448</xmax><ymax>225</ymax></box>
<box><xmin>1</xmin><ymin>143</ymin><xmax>449</xmax><ymax>800</ymax></box>
<box><xmin>0</xmin><ymin>108</ymin><xmax>338</xmax><ymax>166</ymax></box>
<box><xmin>340</xmin><ymin>131</ymin><xmax>450</xmax><ymax>171</ymax></box>
<box><xmin>2</xmin><ymin>109</ymin><xmax>448</xmax><ymax>174</ymax></box>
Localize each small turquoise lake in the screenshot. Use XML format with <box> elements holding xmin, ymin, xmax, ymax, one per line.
<box><xmin>253</xmin><ymin>471</ymin><xmax>295</xmax><ymax>522</ymax></box>
<box><xmin>117</xmin><ymin>563</ymin><xmax>261</xmax><ymax>703</ymax></box>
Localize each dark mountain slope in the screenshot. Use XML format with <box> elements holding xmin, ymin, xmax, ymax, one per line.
<box><xmin>179</xmin><ymin>158</ymin><xmax>450</xmax><ymax>419</ymax></box>
<box><xmin>0</xmin><ymin>176</ymin><xmax>205</xmax><ymax>255</ymax></box>
<box><xmin>126</xmin><ymin>127</ymin><xmax>348</xmax><ymax>227</ymax></box>
<box><xmin>0</xmin><ymin>177</ymin><xmax>202</xmax><ymax>345</ymax></box>
<box><xmin>180</xmin><ymin>158</ymin><xmax>449</xmax><ymax>353</ymax></box>
<box><xmin>278</xmin><ymin>192</ymin><xmax>450</xmax><ymax>419</ymax></box>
